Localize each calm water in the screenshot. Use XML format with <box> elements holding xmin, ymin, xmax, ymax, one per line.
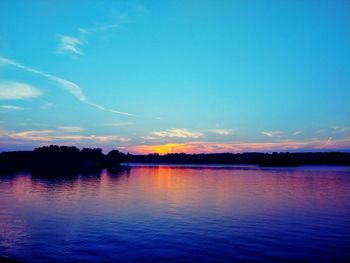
<box><xmin>1</xmin><ymin>165</ymin><xmax>350</xmax><ymax>262</ymax></box>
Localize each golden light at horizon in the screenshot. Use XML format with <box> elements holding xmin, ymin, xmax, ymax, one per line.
<box><xmin>132</xmin><ymin>139</ymin><xmax>350</xmax><ymax>155</ymax></box>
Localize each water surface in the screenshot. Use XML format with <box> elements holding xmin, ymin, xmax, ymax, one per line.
<box><xmin>1</xmin><ymin>165</ymin><xmax>350</xmax><ymax>262</ymax></box>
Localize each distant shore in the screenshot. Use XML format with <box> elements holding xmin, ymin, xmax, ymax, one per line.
<box><xmin>1</xmin><ymin>145</ymin><xmax>350</xmax><ymax>175</ymax></box>
<box><xmin>125</xmin><ymin>152</ymin><xmax>350</xmax><ymax>167</ymax></box>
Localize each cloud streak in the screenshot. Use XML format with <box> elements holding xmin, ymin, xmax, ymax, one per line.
<box><xmin>261</xmin><ymin>131</ymin><xmax>284</xmax><ymax>138</ymax></box>
<box><xmin>0</xmin><ymin>81</ymin><xmax>42</xmax><ymax>100</ymax></box>
<box><xmin>0</xmin><ymin>105</ymin><xmax>24</xmax><ymax>110</ymax></box>
<box><xmin>146</xmin><ymin>128</ymin><xmax>203</xmax><ymax>139</ymax></box>
<box><xmin>293</xmin><ymin>130</ymin><xmax>303</xmax><ymax>136</ymax></box>
<box><xmin>57</xmin><ymin>35</ymin><xmax>83</xmax><ymax>55</ymax></box>
<box><xmin>0</xmin><ymin>56</ymin><xmax>135</xmax><ymax>116</ymax></box>
<box><xmin>56</xmin><ymin>14</ymin><xmax>127</xmax><ymax>56</ymax></box>
<box><xmin>208</xmin><ymin>129</ymin><xmax>232</xmax><ymax>136</ymax></box>
<box><xmin>0</xmin><ymin>129</ymin><xmax>131</xmax><ymax>144</ymax></box>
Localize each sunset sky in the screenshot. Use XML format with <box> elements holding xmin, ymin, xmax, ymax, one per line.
<box><xmin>0</xmin><ymin>0</ymin><xmax>349</xmax><ymax>154</ymax></box>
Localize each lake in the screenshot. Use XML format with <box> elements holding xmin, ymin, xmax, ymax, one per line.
<box><xmin>1</xmin><ymin>165</ymin><xmax>350</xmax><ymax>262</ymax></box>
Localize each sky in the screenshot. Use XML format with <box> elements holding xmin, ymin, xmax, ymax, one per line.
<box><xmin>0</xmin><ymin>0</ymin><xmax>350</xmax><ymax>154</ymax></box>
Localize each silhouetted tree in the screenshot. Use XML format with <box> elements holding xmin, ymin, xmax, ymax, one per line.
<box><xmin>1</xmin><ymin>146</ymin><xmax>350</xmax><ymax>176</ymax></box>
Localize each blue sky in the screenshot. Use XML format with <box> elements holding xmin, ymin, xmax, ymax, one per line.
<box><xmin>0</xmin><ymin>0</ymin><xmax>349</xmax><ymax>153</ymax></box>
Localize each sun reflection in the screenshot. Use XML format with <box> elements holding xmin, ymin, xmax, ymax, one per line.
<box><xmin>0</xmin><ymin>166</ymin><xmax>349</xmax><ymax>257</ymax></box>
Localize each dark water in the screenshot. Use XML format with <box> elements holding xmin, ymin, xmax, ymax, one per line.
<box><xmin>1</xmin><ymin>165</ymin><xmax>350</xmax><ymax>262</ymax></box>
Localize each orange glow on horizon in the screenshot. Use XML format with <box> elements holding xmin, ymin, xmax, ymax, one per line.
<box><xmin>131</xmin><ymin>138</ymin><xmax>350</xmax><ymax>155</ymax></box>
<box><xmin>138</xmin><ymin>143</ymin><xmax>190</xmax><ymax>155</ymax></box>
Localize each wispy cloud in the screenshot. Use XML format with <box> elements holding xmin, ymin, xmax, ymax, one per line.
<box><xmin>0</xmin><ymin>129</ymin><xmax>131</xmax><ymax>144</ymax></box>
<box><xmin>261</xmin><ymin>131</ymin><xmax>284</xmax><ymax>138</ymax></box>
<box><xmin>292</xmin><ymin>130</ymin><xmax>303</xmax><ymax>136</ymax></box>
<box><xmin>0</xmin><ymin>56</ymin><xmax>135</xmax><ymax>116</ymax></box>
<box><xmin>208</xmin><ymin>129</ymin><xmax>232</xmax><ymax>136</ymax></box>
<box><xmin>57</xmin><ymin>126</ymin><xmax>84</xmax><ymax>133</ymax></box>
<box><xmin>56</xmin><ymin>35</ymin><xmax>83</xmax><ymax>55</ymax></box>
<box><xmin>6</xmin><ymin>130</ymin><xmax>55</xmax><ymax>141</ymax></box>
<box><xmin>0</xmin><ymin>81</ymin><xmax>42</xmax><ymax>100</ymax></box>
<box><xmin>0</xmin><ymin>105</ymin><xmax>24</xmax><ymax>110</ymax></box>
<box><xmin>332</xmin><ymin>126</ymin><xmax>350</xmax><ymax>133</ymax></box>
<box><xmin>147</xmin><ymin>128</ymin><xmax>203</xmax><ymax>139</ymax></box>
<box><xmin>79</xmin><ymin>18</ymin><xmax>124</xmax><ymax>35</ymax></box>
<box><xmin>56</xmin><ymin>14</ymin><xmax>128</xmax><ymax>56</ymax></box>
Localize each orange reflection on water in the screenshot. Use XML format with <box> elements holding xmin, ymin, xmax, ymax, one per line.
<box><xmin>2</xmin><ymin>166</ymin><xmax>349</xmax><ymax>220</ymax></box>
<box><xmin>110</xmin><ymin>166</ymin><xmax>350</xmax><ymax>216</ymax></box>
<box><xmin>0</xmin><ymin>165</ymin><xmax>349</xmax><ymax>256</ymax></box>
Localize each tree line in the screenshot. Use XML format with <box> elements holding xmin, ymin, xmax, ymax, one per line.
<box><xmin>0</xmin><ymin>145</ymin><xmax>124</xmax><ymax>174</ymax></box>
<box><xmin>0</xmin><ymin>145</ymin><xmax>349</xmax><ymax>174</ymax></box>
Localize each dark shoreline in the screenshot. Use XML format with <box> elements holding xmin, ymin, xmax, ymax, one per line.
<box><xmin>1</xmin><ymin>145</ymin><xmax>350</xmax><ymax>175</ymax></box>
